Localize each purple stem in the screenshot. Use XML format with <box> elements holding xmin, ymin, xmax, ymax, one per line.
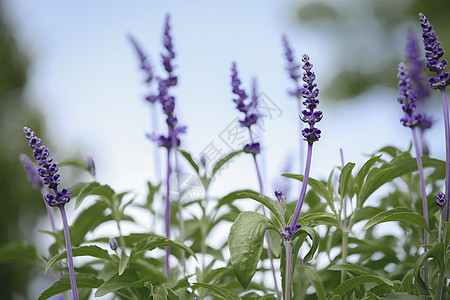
<box><xmin>290</xmin><ymin>143</ymin><xmax>313</xmax><ymax>229</ymax></box>
<box><xmin>411</xmin><ymin>126</ymin><xmax>429</xmax><ymax>286</ymax></box>
<box><xmin>58</xmin><ymin>205</ymin><xmax>78</xmax><ymax>300</ymax></box>
<box><xmin>151</xmin><ymin>103</ymin><xmax>162</xmax><ymax>181</ymax></box>
<box><xmin>441</xmin><ymin>88</ymin><xmax>450</xmax><ymax>223</ymax></box>
<box><xmin>165</xmin><ymin>147</ymin><xmax>172</xmax><ymax>278</ymax></box>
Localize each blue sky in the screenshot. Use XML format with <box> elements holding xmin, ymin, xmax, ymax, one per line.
<box><xmin>3</xmin><ymin>0</ymin><xmax>445</xmax><ymax>201</ymax></box>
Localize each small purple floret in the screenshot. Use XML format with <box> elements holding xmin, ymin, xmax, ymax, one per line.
<box><xmin>243</xmin><ymin>142</ymin><xmax>260</xmax><ymax>155</ymax></box>
<box><xmin>23</xmin><ymin>127</ymin><xmax>70</xmax><ymax>207</ymax></box>
<box><xmin>109</xmin><ymin>237</ymin><xmax>118</xmax><ymax>251</ymax></box>
<box><xmin>300</xmin><ymin>54</ymin><xmax>322</xmax><ymax>144</ymax></box>
<box><xmin>436</xmin><ymin>192</ymin><xmax>447</xmax><ymax>207</ymax></box>
<box><xmin>419</xmin><ymin>13</ymin><xmax>450</xmax><ymax>89</ymax></box>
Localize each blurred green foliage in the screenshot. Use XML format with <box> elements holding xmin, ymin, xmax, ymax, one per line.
<box><xmin>0</xmin><ymin>5</ymin><xmax>47</xmax><ymax>298</ymax></box>
<box><xmin>294</xmin><ymin>0</ymin><xmax>450</xmax><ymax>100</ymax></box>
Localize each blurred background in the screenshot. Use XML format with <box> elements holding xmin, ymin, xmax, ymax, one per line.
<box><xmin>1</xmin><ymin>0</ymin><xmax>449</xmax><ymax>298</ymax></box>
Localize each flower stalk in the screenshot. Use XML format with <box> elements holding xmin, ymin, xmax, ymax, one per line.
<box><xmin>23</xmin><ymin>127</ymin><xmax>78</xmax><ymax>300</ymax></box>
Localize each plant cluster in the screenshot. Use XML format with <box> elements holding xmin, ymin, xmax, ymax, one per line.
<box><xmin>3</xmin><ymin>12</ymin><xmax>450</xmax><ymax>300</ymax></box>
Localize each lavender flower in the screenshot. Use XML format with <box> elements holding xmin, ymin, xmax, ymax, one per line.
<box><xmin>161</xmin><ymin>14</ymin><xmax>177</xmax><ymax>88</ymax></box>
<box><xmin>406</xmin><ymin>29</ymin><xmax>432</xmax><ymax>130</ymax></box>
<box><xmin>128</xmin><ymin>34</ymin><xmax>154</xmax><ymax>85</ymax></box>
<box><xmin>23</xmin><ymin>127</ymin><xmax>70</xmax><ymax>207</ymax></box>
<box><xmin>23</xmin><ymin>127</ymin><xmax>78</xmax><ymax>300</ymax></box>
<box><xmin>282</xmin><ymin>35</ymin><xmax>301</xmax><ymax>82</ymax></box>
<box><xmin>230</xmin><ymin>63</ymin><xmax>260</xmax><ymax>154</ymax></box>
<box><xmin>436</xmin><ymin>192</ymin><xmax>446</xmax><ymax>207</ymax></box>
<box><xmin>397</xmin><ymin>62</ymin><xmax>423</xmax><ymax>127</ymax></box>
<box><xmin>19</xmin><ymin>154</ymin><xmax>42</xmax><ymax>189</ymax></box>
<box><xmin>300</xmin><ymin>54</ymin><xmax>322</xmax><ymax>144</ymax></box>
<box><xmin>419</xmin><ymin>13</ymin><xmax>450</xmax><ymax>89</ymax></box>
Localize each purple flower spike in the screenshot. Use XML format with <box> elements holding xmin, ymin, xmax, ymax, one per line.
<box><xmin>397</xmin><ymin>62</ymin><xmax>423</xmax><ymax>127</ymax></box>
<box><xmin>419</xmin><ymin>13</ymin><xmax>450</xmax><ymax>90</ymax></box>
<box><xmin>161</xmin><ymin>14</ymin><xmax>177</xmax><ymax>87</ymax></box>
<box><xmin>407</xmin><ymin>29</ymin><xmax>430</xmax><ymax>100</ymax></box>
<box><xmin>436</xmin><ymin>192</ymin><xmax>447</xmax><ymax>207</ymax></box>
<box><xmin>23</xmin><ymin>127</ymin><xmax>71</xmax><ymax>207</ymax></box>
<box><xmin>19</xmin><ymin>154</ymin><xmax>42</xmax><ymax>189</ymax></box>
<box><xmin>282</xmin><ymin>35</ymin><xmax>301</xmax><ymax>81</ymax></box>
<box><xmin>300</xmin><ymin>54</ymin><xmax>322</xmax><ymax>144</ymax></box>
<box><xmin>128</xmin><ymin>34</ymin><xmax>154</xmax><ymax>84</ymax></box>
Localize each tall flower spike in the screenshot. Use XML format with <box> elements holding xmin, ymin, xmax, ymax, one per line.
<box><xmin>19</xmin><ymin>154</ymin><xmax>43</xmax><ymax>189</ymax></box>
<box><xmin>407</xmin><ymin>29</ymin><xmax>432</xmax><ymax>130</ymax></box>
<box><xmin>23</xmin><ymin>127</ymin><xmax>70</xmax><ymax>207</ymax></box>
<box><xmin>300</xmin><ymin>54</ymin><xmax>322</xmax><ymax>144</ymax></box>
<box><xmin>282</xmin><ymin>35</ymin><xmax>301</xmax><ymax>82</ymax></box>
<box><xmin>419</xmin><ymin>13</ymin><xmax>450</xmax><ymax>89</ymax></box>
<box><xmin>161</xmin><ymin>14</ymin><xmax>177</xmax><ymax>87</ymax></box>
<box><xmin>128</xmin><ymin>34</ymin><xmax>154</xmax><ymax>84</ymax></box>
<box><xmin>397</xmin><ymin>62</ymin><xmax>423</xmax><ymax>127</ymax></box>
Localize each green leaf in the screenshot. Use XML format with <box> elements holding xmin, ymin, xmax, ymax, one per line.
<box><xmin>131</xmin><ymin>234</ymin><xmax>197</xmax><ymax>261</ymax></box>
<box><xmin>95</xmin><ymin>269</ymin><xmax>142</xmax><ymax>297</ymax></box>
<box><xmin>37</xmin><ymin>273</ymin><xmax>103</xmax><ymax>300</ymax></box>
<box><xmin>45</xmin><ymin>245</ymin><xmax>111</xmax><ymax>274</ymax></box>
<box><xmin>292</xmin><ymin>226</ymin><xmax>320</xmax><ymax>263</ymax></box>
<box><xmin>211</xmin><ymin>150</ymin><xmax>243</xmax><ymax>178</ymax></box>
<box><xmin>354</xmin><ymin>155</ymin><xmax>381</xmax><ymax>194</ymax></box>
<box><xmin>148</xmin><ymin>283</ymin><xmax>169</xmax><ymax>300</ymax></box>
<box><xmin>362</xmin><ymin>207</ymin><xmax>432</xmax><ymax>235</ymax></box>
<box><xmin>238</xmin><ymin>191</ymin><xmax>284</xmax><ymax>228</ymax></box>
<box><xmin>59</xmin><ymin>158</ymin><xmax>89</xmax><ymax>171</ymax></box>
<box><xmin>303</xmin><ymin>268</ymin><xmax>326</xmax><ymax>300</ymax></box>
<box><xmin>413</xmin><ymin>242</ymin><xmax>445</xmax><ymax>295</ymax></box>
<box><xmin>338</xmin><ymin>162</ymin><xmax>355</xmax><ymax>198</ymax></box>
<box><xmin>328</xmin><ymin>263</ymin><xmax>379</xmax><ymax>276</ymax></box>
<box><xmin>382</xmin><ymin>293</ymin><xmax>422</xmax><ymax>299</ymax></box>
<box><xmin>119</xmin><ymin>252</ymin><xmax>130</xmax><ymax>275</ymax></box>
<box><xmin>178</xmin><ymin>149</ymin><xmax>200</xmax><ymax>175</ymax></box>
<box><xmin>192</xmin><ymin>282</ymin><xmax>240</xmax><ymax>300</ymax></box>
<box><xmin>283</xmin><ymin>173</ymin><xmax>336</xmax><ymax>214</ymax></box>
<box><xmin>69</xmin><ymin>201</ymin><xmax>108</xmax><ymax>246</ymax></box>
<box><xmin>333</xmin><ymin>275</ymin><xmax>394</xmax><ymax>296</ymax></box>
<box><xmin>72</xmin><ymin>182</ymin><xmax>116</xmax><ymax>210</ymax></box>
<box><xmin>299</xmin><ymin>212</ymin><xmax>337</xmax><ymax>224</ymax></box>
<box><xmin>229</xmin><ymin>211</ymin><xmax>278</xmax><ymax>288</ymax></box>
<box><xmin>0</xmin><ymin>241</ymin><xmax>44</xmax><ymax>268</ymax></box>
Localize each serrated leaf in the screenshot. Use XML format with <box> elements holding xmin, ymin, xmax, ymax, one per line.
<box><xmin>362</xmin><ymin>207</ymin><xmax>432</xmax><ymax>235</ymax></box>
<box><xmin>229</xmin><ymin>211</ymin><xmax>278</xmax><ymax>288</ymax></box>
<box><xmin>37</xmin><ymin>273</ymin><xmax>103</xmax><ymax>300</ymax></box>
<box><xmin>45</xmin><ymin>245</ymin><xmax>111</xmax><ymax>274</ymax></box>
<box><xmin>0</xmin><ymin>241</ymin><xmax>44</xmax><ymax>268</ymax></box>
<box><xmin>333</xmin><ymin>275</ymin><xmax>394</xmax><ymax>296</ymax></box>
<box><xmin>192</xmin><ymin>282</ymin><xmax>240</xmax><ymax>300</ymax></box>
<box><xmin>211</xmin><ymin>150</ymin><xmax>243</xmax><ymax>178</ymax></box>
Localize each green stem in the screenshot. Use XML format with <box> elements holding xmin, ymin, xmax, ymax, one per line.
<box><xmin>284</xmin><ymin>240</ymin><xmax>292</xmax><ymax>300</ymax></box>
<box><xmin>341</xmin><ymin>231</ymin><xmax>349</xmax><ymax>285</ymax></box>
